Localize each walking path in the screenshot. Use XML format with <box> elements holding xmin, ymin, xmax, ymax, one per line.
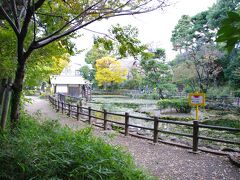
<box><xmin>25</xmin><ymin>96</ymin><xmax>240</xmax><ymax>179</ymax></box>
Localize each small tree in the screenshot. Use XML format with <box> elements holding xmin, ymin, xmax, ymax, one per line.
<box><xmin>95</xmin><ymin>56</ymin><xmax>127</xmax><ymax>90</ymax></box>
<box><xmin>79</xmin><ymin>65</ymin><xmax>94</xmax><ymax>82</ymax></box>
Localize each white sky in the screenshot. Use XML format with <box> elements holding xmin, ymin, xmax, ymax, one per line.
<box><xmin>71</xmin><ymin>0</ymin><xmax>216</xmax><ymax>65</ymax></box>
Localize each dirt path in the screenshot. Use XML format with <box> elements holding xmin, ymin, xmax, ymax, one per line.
<box><xmin>25</xmin><ymin>96</ymin><xmax>240</xmax><ymax>180</ymax></box>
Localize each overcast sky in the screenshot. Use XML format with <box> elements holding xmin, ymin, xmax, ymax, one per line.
<box><xmin>71</xmin><ymin>0</ymin><xmax>217</xmax><ymax>65</ymax></box>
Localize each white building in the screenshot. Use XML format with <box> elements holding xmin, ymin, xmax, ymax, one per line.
<box><xmin>50</xmin><ymin>62</ymin><xmax>91</xmax><ymax>98</ymax></box>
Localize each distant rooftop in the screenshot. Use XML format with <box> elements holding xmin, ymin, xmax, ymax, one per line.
<box><xmin>50</xmin><ymin>75</ymin><xmax>90</xmax><ymax>85</ymax></box>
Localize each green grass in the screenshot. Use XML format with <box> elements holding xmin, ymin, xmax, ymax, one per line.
<box><xmin>0</xmin><ymin>113</ymin><xmax>153</xmax><ymax>180</ymax></box>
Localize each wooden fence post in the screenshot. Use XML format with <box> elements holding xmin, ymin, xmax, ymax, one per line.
<box><xmin>153</xmin><ymin>117</ymin><xmax>159</xmax><ymax>143</ymax></box>
<box><xmin>77</xmin><ymin>104</ymin><xmax>80</xmax><ymax>121</ymax></box>
<box><xmin>79</xmin><ymin>99</ymin><xmax>83</xmax><ymax>113</ymax></box>
<box><xmin>192</xmin><ymin>120</ymin><xmax>199</xmax><ymax>152</ymax></box>
<box><xmin>61</xmin><ymin>101</ymin><xmax>64</xmax><ymax>114</ymax></box>
<box><xmin>1</xmin><ymin>79</ymin><xmax>12</xmax><ymax>130</ymax></box>
<box><xmin>125</xmin><ymin>112</ymin><xmax>129</xmax><ymax>136</ymax></box>
<box><xmin>55</xmin><ymin>99</ymin><xmax>57</xmax><ymax>109</ymax></box>
<box><xmin>103</xmin><ymin>109</ymin><xmax>107</xmax><ymax>130</ymax></box>
<box><xmin>68</xmin><ymin>103</ymin><xmax>71</xmax><ymax>117</ymax></box>
<box><xmin>56</xmin><ymin>100</ymin><xmax>59</xmax><ymax>112</ymax></box>
<box><xmin>88</xmin><ymin>107</ymin><xmax>91</xmax><ymax>124</ymax></box>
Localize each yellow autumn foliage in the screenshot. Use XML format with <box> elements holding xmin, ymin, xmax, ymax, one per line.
<box><xmin>95</xmin><ymin>57</ymin><xmax>127</xmax><ymax>86</ymax></box>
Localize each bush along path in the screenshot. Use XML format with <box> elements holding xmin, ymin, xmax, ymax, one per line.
<box><xmin>25</xmin><ymin>96</ymin><xmax>240</xmax><ymax>179</ymax></box>
<box><xmin>0</xmin><ymin>115</ymin><xmax>151</xmax><ymax>179</ymax></box>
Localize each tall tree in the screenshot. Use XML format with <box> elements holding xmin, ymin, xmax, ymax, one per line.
<box><xmin>0</xmin><ymin>0</ymin><xmax>168</xmax><ymax>125</ymax></box>
<box><xmin>171</xmin><ymin>15</ymin><xmax>192</xmax><ymax>53</ymax></box>
<box><xmin>141</xmin><ymin>48</ymin><xmax>174</xmax><ymax>98</ymax></box>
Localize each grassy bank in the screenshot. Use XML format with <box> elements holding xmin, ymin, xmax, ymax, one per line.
<box><xmin>0</xmin><ymin>113</ymin><xmax>152</xmax><ymax>179</ymax></box>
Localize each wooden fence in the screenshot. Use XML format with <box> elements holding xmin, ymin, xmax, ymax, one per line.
<box><xmin>49</xmin><ymin>95</ymin><xmax>240</xmax><ymax>154</ymax></box>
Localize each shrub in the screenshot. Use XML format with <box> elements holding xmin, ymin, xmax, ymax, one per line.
<box><xmin>39</xmin><ymin>91</ymin><xmax>49</xmax><ymax>99</ymax></box>
<box><xmin>202</xmin><ymin>119</ymin><xmax>240</xmax><ymax>129</ymax></box>
<box><xmin>24</xmin><ymin>89</ymin><xmax>36</xmax><ymax>96</ymax></box>
<box><xmin>0</xmin><ymin>113</ymin><xmax>151</xmax><ymax>179</ymax></box>
<box><xmin>207</xmin><ymin>86</ymin><xmax>231</xmax><ymax>98</ymax></box>
<box><xmin>160</xmin><ymin>116</ymin><xmax>194</xmax><ymax>121</ymax></box>
<box><xmin>157</xmin><ymin>99</ymin><xmax>191</xmax><ymax>113</ymax></box>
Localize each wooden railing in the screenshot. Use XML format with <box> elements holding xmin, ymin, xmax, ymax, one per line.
<box><xmin>49</xmin><ymin>96</ymin><xmax>240</xmax><ymax>154</ymax></box>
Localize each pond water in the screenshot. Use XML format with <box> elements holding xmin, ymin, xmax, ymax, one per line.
<box><xmin>83</xmin><ymin>95</ymin><xmax>239</xmax><ymax>150</ymax></box>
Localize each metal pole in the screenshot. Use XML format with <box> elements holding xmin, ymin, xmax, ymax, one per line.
<box><xmin>196</xmin><ymin>105</ymin><xmax>199</xmax><ymax>121</ymax></box>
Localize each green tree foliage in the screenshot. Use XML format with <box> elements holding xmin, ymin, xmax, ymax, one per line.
<box><xmin>0</xmin><ymin>26</ymin><xmax>16</xmax><ymax>79</ymax></box>
<box><xmin>171</xmin><ymin>0</ymin><xmax>239</xmax><ymax>52</ymax></box>
<box><xmin>0</xmin><ymin>26</ymin><xmax>70</xmax><ymax>87</ymax></box>
<box><xmin>141</xmin><ymin>49</ymin><xmax>175</xmax><ymax>98</ymax></box>
<box><xmin>217</xmin><ymin>11</ymin><xmax>240</xmax><ymax>52</ymax></box>
<box><xmin>85</xmin><ymin>46</ymin><xmax>109</xmax><ymax>66</ymax></box>
<box><xmin>94</xmin><ymin>24</ymin><xmax>148</xmax><ymax>60</ymax></box>
<box><xmin>79</xmin><ymin>65</ymin><xmax>94</xmax><ymax>82</ymax></box>
<box><xmin>223</xmin><ymin>52</ymin><xmax>240</xmax><ymax>89</ymax></box>
<box><xmin>122</xmin><ymin>68</ymin><xmax>144</xmax><ymax>90</ymax></box>
<box><xmin>207</xmin><ymin>0</ymin><xmax>240</xmax><ymax>28</ymax></box>
<box><xmin>171</xmin><ymin>15</ymin><xmax>192</xmax><ymax>53</ymax></box>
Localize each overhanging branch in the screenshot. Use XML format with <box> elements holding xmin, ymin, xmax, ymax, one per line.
<box><xmin>0</xmin><ymin>5</ymin><xmax>19</xmax><ymax>35</ymax></box>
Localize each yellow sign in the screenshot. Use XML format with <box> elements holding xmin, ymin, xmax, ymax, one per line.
<box><xmin>188</xmin><ymin>92</ymin><xmax>206</xmax><ymax>107</ymax></box>
<box><xmin>188</xmin><ymin>92</ymin><xmax>206</xmax><ymax>121</ymax></box>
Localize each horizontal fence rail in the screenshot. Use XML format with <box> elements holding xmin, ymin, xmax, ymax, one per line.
<box><xmin>49</xmin><ymin>96</ymin><xmax>240</xmax><ymax>153</ymax></box>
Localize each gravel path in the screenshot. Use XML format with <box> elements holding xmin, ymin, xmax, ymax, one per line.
<box><xmin>25</xmin><ymin>96</ymin><xmax>240</xmax><ymax>179</ymax></box>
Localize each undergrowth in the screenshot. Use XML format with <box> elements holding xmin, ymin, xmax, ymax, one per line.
<box><xmin>202</xmin><ymin>119</ymin><xmax>240</xmax><ymax>129</ymax></box>
<box><xmin>0</xmin><ymin>113</ymin><xmax>152</xmax><ymax>180</ymax></box>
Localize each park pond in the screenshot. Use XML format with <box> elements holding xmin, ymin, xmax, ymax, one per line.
<box><xmin>81</xmin><ymin>95</ymin><xmax>239</xmax><ymax>150</ymax></box>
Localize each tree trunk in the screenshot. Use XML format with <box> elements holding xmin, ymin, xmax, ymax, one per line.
<box><xmin>110</xmin><ymin>81</ymin><xmax>113</xmax><ymax>92</ymax></box>
<box><xmin>158</xmin><ymin>89</ymin><xmax>164</xmax><ymax>99</ymax></box>
<box><xmin>10</xmin><ymin>62</ymin><xmax>25</xmax><ymax>127</ymax></box>
<box><xmin>104</xmin><ymin>82</ymin><xmax>107</xmax><ymax>91</ymax></box>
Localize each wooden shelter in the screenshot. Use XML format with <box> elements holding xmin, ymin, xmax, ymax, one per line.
<box><xmin>50</xmin><ymin>75</ymin><xmax>91</xmax><ymax>100</ymax></box>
